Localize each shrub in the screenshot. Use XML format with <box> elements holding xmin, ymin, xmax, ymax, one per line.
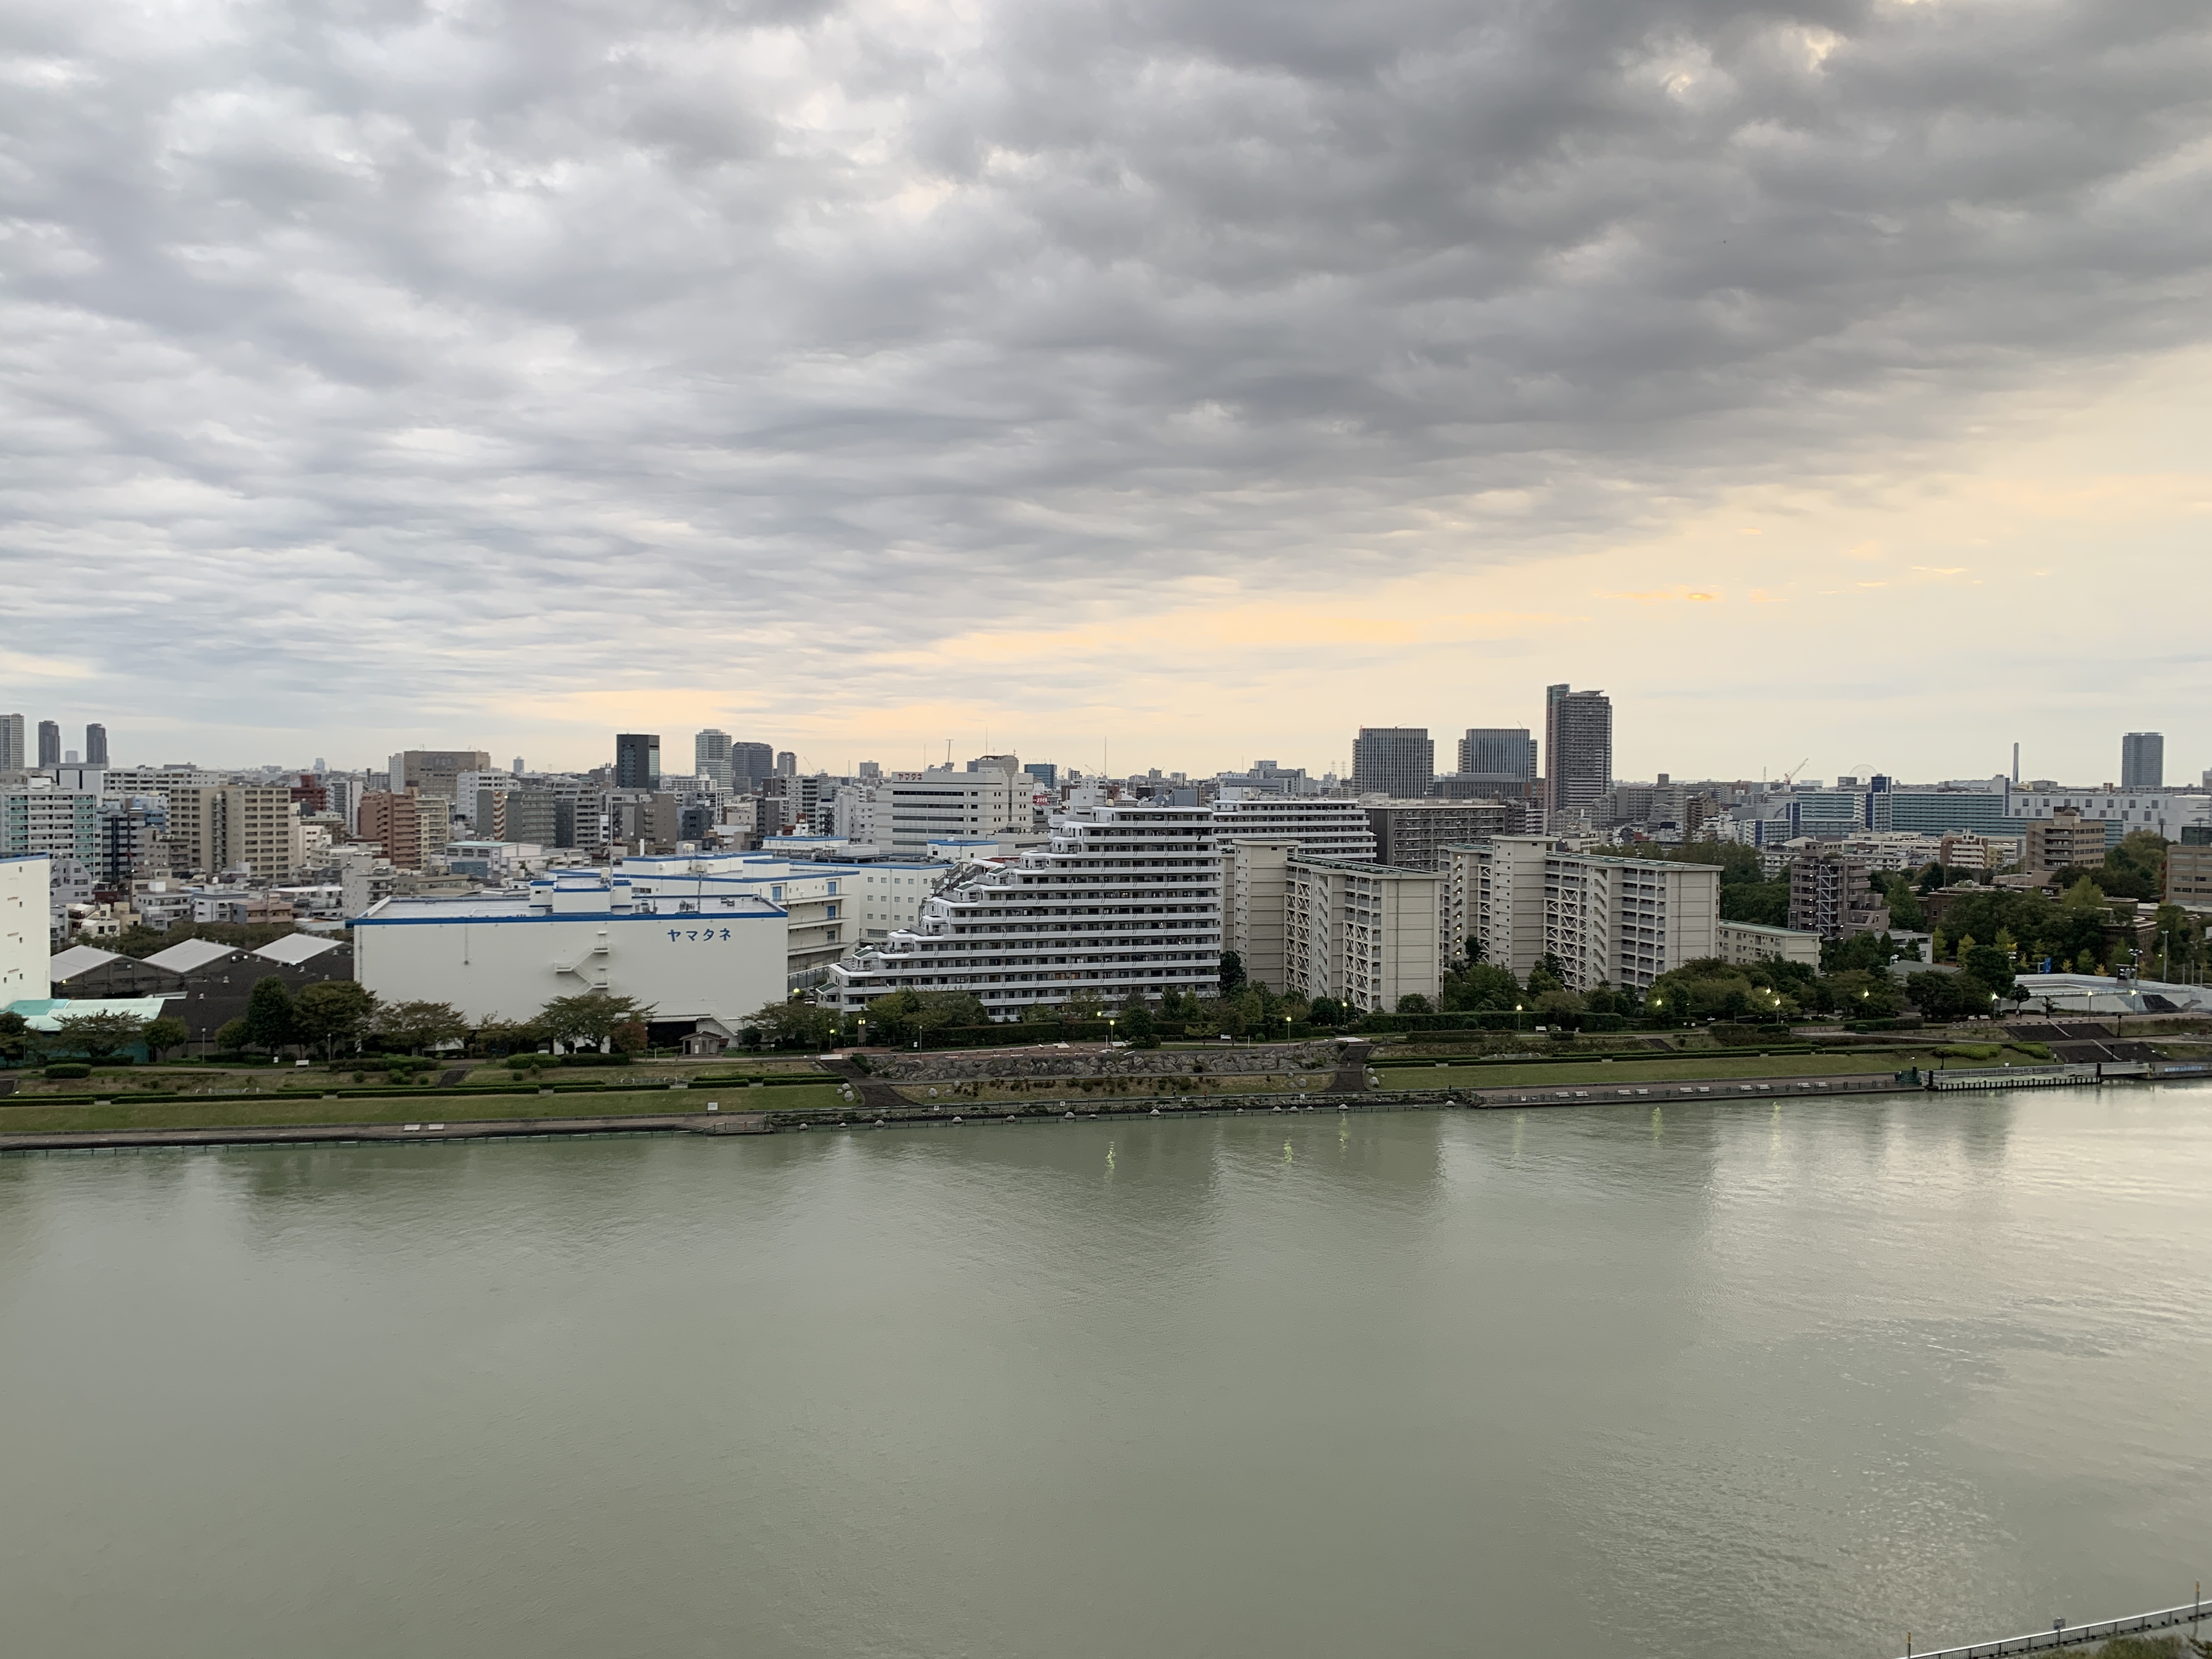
<box><xmin>43</xmin><ymin>1063</ymin><xmax>91</xmax><ymax>1080</ymax></box>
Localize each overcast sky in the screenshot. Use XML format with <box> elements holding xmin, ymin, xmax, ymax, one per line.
<box><xmin>3</xmin><ymin>0</ymin><xmax>2209</xmax><ymax>783</ymax></box>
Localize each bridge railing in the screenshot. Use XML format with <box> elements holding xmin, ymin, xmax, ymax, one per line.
<box><xmin>1898</xmin><ymin>1595</ymin><xmax>2205</xmax><ymax>1659</ymax></box>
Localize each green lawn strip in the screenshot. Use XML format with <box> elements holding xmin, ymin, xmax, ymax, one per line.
<box><xmin>889</xmin><ymin>1072</ymin><xmax>1335</xmax><ymax>1105</ymax></box>
<box><xmin>1434</xmin><ymin>1053</ymin><xmax>1931</xmax><ymax>1089</ymax></box>
<box><xmin>0</xmin><ymin>1084</ymin><xmax>849</xmax><ymax>1136</ymax></box>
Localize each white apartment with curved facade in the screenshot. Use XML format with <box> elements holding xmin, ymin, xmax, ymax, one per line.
<box><xmin>825</xmin><ymin>803</ymin><xmax>1220</xmax><ymax>1018</ymax></box>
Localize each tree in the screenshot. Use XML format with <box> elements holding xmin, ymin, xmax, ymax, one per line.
<box><xmin>372</xmin><ymin>1000</ymin><xmax>470</xmax><ymax>1054</ymax></box>
<box><xmin>294</xmin><ymin>981</ymin><xmax>379</xmax><ymax>1061</ymax></box>
<box><xmin>611</xmin><ymin>1018</ymin><xmax>649</xmax><ymax>1056</ymax></box>
<box><xmin>242</xmin><ymin>977</ymin><xmax>299</xmax><ymax>1054</ymax></box>
<box><xmin>50</xmin><ymin>1009</ymin><xmax>146</xmax><ymax>1064</ymax></box>
<box><xmin>143</xmin><ymin>1016</ymin><xmax>190</xmax><ymax>1060</ymax></box>
<box><xmin>1822</xmin><ymin>932</ymin><xmax>1899</xmax><ymax>974</ymax></box>
<box><xmin>1307</xmin><ymin>997</ymin><xmax>1347</xmax><ymax>1028</ymax></box>
<box><xmin>1961</xmin><ymin>943</ymin><xmax>2016</xmax><ymax>998</ymax></box>
<box><xmin>537</xmin><ymin>991</ymin><xmax>656</xmax><ymax>1051</ymax></box>
<box><xmin>1718</xmin><ymin>879</ymin><xmax>1791</xmax><ymax>927</ymax></box>
<box><xmin>747</xmin><ymin>998</ymin><xmax>840</xmax><ymax>1049</ymax></box>
<box><xmin>1395</xmin><ymin>993</ymin><xmax>1434</xmax><ymax>1014</ymax></box>
<box><xmin>1218</xmin><ymin>950</ymin><xmax>1247</xmax><ymax>995</ymax></box>
<box><xmin>1442</xmin><ymin>963</ymin><xmax>1519</xmax><ymax>1012</ymax></box>
<box><xmin>0</xmin><ymin>1010</ymin><xmax>31</xmax><ymax>1065</ymax></box>
<box><xmin>2095</xmin><ymin>831</ymin><xmax>2168</xmax><ymax>901</ymax></box>
<box><xmin>214</xmin><ymin>1018</ymin><xmax>251</xmax><ymax>1054</ymax></box>
<box><xmin>1118</xmin><ymin>1000</ymin><xmax>1157</xmax><ymax>1047</ymax></box>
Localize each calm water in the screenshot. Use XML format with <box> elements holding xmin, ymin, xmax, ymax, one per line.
<box><xmin>4</xmin><ymin>1089</ymin><xmax>2210</xmax><ymax>1658</ymax></box>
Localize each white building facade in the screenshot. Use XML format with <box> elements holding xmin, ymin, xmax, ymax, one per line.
<box><xmin>1211</xmin><ymin>793</ymin><xmax>1377</xmax><ymax>860</ymax></box>
<box><xmin>824</xmin><ymin>803</ymin><xmax>1220</xmax><ymax>1018</ymax></box>
<box><xmin>354</xmin><ymin>873</ymin><xmax>788</xmax><ymax>1030</ymax></box>
<box><xmin>1</xmin><ymin>854</ymin><xmax>51</xmax><ymax>1005</ymax></box>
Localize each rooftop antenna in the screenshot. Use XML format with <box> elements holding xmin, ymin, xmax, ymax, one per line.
<box><xmin>2012</xmin><ymin>741</ymin><xmax>2020</xmax><ymax>785</ymax></box>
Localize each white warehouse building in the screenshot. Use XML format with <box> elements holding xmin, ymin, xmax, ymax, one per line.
<box><xmin>354</xmin><ymin>872</ymin><xmax>787</xmax><ymax>1035</ymax></box>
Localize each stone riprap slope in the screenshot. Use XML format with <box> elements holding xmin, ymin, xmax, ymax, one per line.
<box><xmin>864</xmin><ymin>1043</ymin><xmax>1346</xmax><ymax>1083</ymax></box>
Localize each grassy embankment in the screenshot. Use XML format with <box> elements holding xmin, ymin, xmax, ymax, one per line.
<box><xmin>891</xmin><ymin>1070</ymin><xmax>1339</xmax><ymax>1105</ymax></box>
<box><xmin>0</xmin><ymin>1083</ymin><xmax>850</xmax><ymax>1136</ymax></box>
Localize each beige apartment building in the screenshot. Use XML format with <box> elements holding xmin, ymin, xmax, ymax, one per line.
<box><xmin>1284</xmin><ymin>856</ymin><xmax>1442</xmax><ymax>1013</ymax></box>
<box><xmin>1446</xmin><ymin>837</ymin><xmax>1719</xmax><ymax>992</ymax></box>
<box><xmin>165</xmin><ymin>785</ymin><xmax>304</xmax><ymax>880</ymax></box>
<box><xmin>1220</xmin><ymin>836</ymin><xmax>1302</xmax><ymax>995</ymax></box>
<box><xmin>2024</xmin><ymin>809</ymin><xmax>2108</xmax><ymax>873</ymax></box>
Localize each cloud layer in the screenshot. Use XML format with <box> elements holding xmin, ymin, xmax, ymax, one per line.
<box><xmin>3</xmin><ymin>0</ymin><xmax>2210</xmax><ymax>775</ymax></box>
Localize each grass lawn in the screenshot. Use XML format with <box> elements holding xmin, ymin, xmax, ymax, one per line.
<box><xmin>893</xmin><ymin>1072</ymin><xmax>1336</xmax><ymax>1105</ymax></box>
<box><xmin>1421</xmin><ymin>1053</ymin><xmax>1929</xmax><ymax>1089</ymax></box>
<box><xmin>0</xmin><ymin>1084</ymin><xmax>850</xmax><ymax>1136</ymax></box>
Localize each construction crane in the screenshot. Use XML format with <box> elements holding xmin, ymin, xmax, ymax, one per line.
<box><xmin>1775</xmin><ymin>758</ymin><xmax>1809</xmax><ymax>788</ymax></box>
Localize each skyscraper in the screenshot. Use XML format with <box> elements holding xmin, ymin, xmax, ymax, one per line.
<box><xmin>695</xmin><ymin>729</ymin><xmax>733</xmax><ymax>789</ymax></box>
<box><xmin>2121</xmin><ymin>732</ymin><xmax>2164</xmax><ymax>789</ymax></box>
<box><xmin>1543</xmin><ymin>685</ymin><xmax>1613</xmax><ymax>814</ymax></box>
<box><xmin>1457</xmin><ymin>728</ymin><xmax>1538</xmax><ymax>780</ymax></box>
<box><xmin>775</xmin><ymin>751</ymin><xmax>798</xmax><ymax>777</ymax></box>
<box><xmin>37</xmin><ymin>720</ymin><xmax>61</xmax><ymax>769</ymax></box>
<box><xmin>731</xmin><ymin>742</ymin><xmax>774</xmax><ymax>789</ymax></box>
<box><xmin>0</xmin><ymin>715</ymin><xmax>24</xmax><ymax>771</ymax></box>
<box><xmin>614</xmin><ymin>733</ymin><xmax>662</xmax><ymax>791</ymax></box>
<box><xmin>1350</xmin><ymin>727</ymin><xmax>1434</xmax><ymax>798</ymax></box>
<box><xmin>83</xmin><ymin>724</ymin><xmax>109</xmax><ymax>766</ymax></box>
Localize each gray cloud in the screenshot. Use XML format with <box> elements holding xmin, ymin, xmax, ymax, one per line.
<box><xmin>2</xmin><ymin>0</ymin><xmax>2209</xmax><ymax>755</ymax></box>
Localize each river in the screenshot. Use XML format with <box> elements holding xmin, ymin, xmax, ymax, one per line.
<box><xmin>4</xmin><ymin>1087</ymin><xmax>2209</xmax><ymax>1658</ymax></box>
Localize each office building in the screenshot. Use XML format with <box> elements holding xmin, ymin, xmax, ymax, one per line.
<box><xmin>1</xmin><ymin>854</ymin><xmax>49</xmax><ymax>1003</ymax></box>
<box><xmin>1364</xmin><ymin>799</ymin><xmax>1516</xmax><ymax>871</ymax></box>
<box><xmin>98</xmin><ymin>797</ymin><xmax>170</xmax><ymax>883</ymax></box>
<box><xmin>356</xmin><ymin>874</ymin><xmax>786</xmax><ymax>1035</ymax></box>
<box><xmin>1212</xmin><ymin>795</ymin><xmax>1376</xmax><ymax>860</ymax></box>
<box><xmin>1214</xmin><ymin>759</ymin><xmax>1316</xmax><ymax>796</ymax></box>
<box><xmin>1716</xmin><ymin>920</ymin><xmax>1823</xmax><ymax>970</ymax></box>
<box><xmin>1284</xmin><ymin>856</ymin><xmax>1443</xmax><ymax>1013</ymax></box>
<box><xmin>1023</xmin><ymin>763</ymin><xmax>1058</xmax><ymax>789</ymax></box>
<box><xmin>83</xmin><ymin>724</ymin><xmax>109</xmax><ymax>766</ymax></box>
<box><xmin>37</xmin><ymin>720</ymin><xmax>62</xmax><ymax>769</ymax></box>
<box><xmin>614</xmin><ymin>733</ymin><xmax>662</xmax><ymax>791</ymax></box>
<box><xmin>1787</xmin><ymin>855</ymin><xmax>1890</xmax><ymax>940</ymax></box>
<box><xmin>2121</xmin><ymin>732</ymin><xmax>2164</xmax><ymax>789</ymax></box>
<box><xmin>876</xmin><ymin>767</ymin><xmax>1026</xmax><ymax>854</ymax></box>
<box><xmin>386</xmin><ymin>749</ymin><xmax>493</xmax><ymax>802</ymax></box>
<box><xmin>776</xmin><ymin>751</ymin><xmax>798</xmax><ymax>777</ymax></box>
<box><xmin>731</xmin><ymin>742</ymin><xmax>775</xmax><ymax>788</ymax></box>
<box><xmin>0</xmin><ymin>714</ymin><xmax>25</xmax><ymax>772</ymax></box>
<box><xmin>2024</xmin><ymin>809</ymin><xmax>2106</xmax><ymax>873</ymax></box>
<box><xmin>825</xmin><ymin>802</ymin><xmax>1220</xmax><ymax>1019</ymax></box>
<box><xmin>1458</xmin><ymin>729</ymin><xmax>1538</xmax><ymax>781</ymax></box>
<box><xmin>1445</xmin><ymin>838</ymin><xmax>1719</xmax><ymax>991</ymax></box>
<box><xmin>1543</xmin><ymin>685</ymin><xmax>1613</xmax><ymax>814</ymax></box>
<box><xmin>1351</xmin><ymin>728</ymin><xmax>1434</xmax><ymax>799</ymax></box>
<box><xmin>695</xmin><ymin>729</ymin><xmax>733</xmax><ymax>789</ymax></box>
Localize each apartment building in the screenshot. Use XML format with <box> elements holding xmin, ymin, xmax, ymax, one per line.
<box><xmin>1212</xmin><ymin>794</ymin><xmax>1376</xmax><ymax>860</ymax></box>
<box><xmin>1363</xmin><ymin>799</ymin><xmax>1514</xmax><ymax>871</ymax></box>
<box><xmin>1445</xmin><ymin>837</ymin><xmax>1718</xmax><ymax>991</ymax></box>
<box><xmin>1</xmin><ymin>854</ymin><xmax>47</xmax><ymax>1003</ymax></box>
<box><xmin>1284</xmin><ymin>856</ymin><xmax>1442</xmax><ymax>1013</ymax></box>
<box><xmin>1220</xmin><ymin>836</ymin><xmax>1302</xmax><ymax>994</ymax></box>
<box><xmin>357</xmin><ymin>788</ymin><xmax>452</xmax><ymax>872</ymax></box>
<box><xmin>1787</xmin><ymin>855</ymin><xmax>1890</xmax><ymax>940</ymax></box>
<box><xmin>387</xmin><ymin>749</ymin><xmax>493</xmax><ymax>802</ymax></box>
<box><xmin>1716</xmin><ymin>920</ymin><xmax>1822</xmax><ymax>969</ymax></box>
<box><xmin>825</xmin><ymin>803</ymin><xmax>1220</xmax><ymax>1018</ymax></box>
<box><xmin>1</xmin><ymin>786</ymin><xmax>100</xmax><ymax>867</ymax></box>
<box><xmin>2024</xmin><ymin>809</ymin><xmax>2107</xmax><ymax>873</ymax></box>
<box><xmin>1543</xmin><ymin>685</ymin><xmax>1613</xmax><ymax>814</ymax></box>
<box><xmin>148</xmin><ymin>785</ymin><xmax>305</xmax><ymax>880</ymax></box>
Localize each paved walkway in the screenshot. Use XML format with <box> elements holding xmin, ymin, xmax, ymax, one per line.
<box><xmin>1471</xmin><ymin>1071</ymin><xmax>1912</xmax><ymax>1108</ymax></box>
<box><xmin>0</xmin><ymin>1110</ymin><xmax>771</xmax><ymax>1154</ymax></box>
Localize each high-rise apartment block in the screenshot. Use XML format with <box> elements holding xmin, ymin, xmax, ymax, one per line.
<box><xmin>1445</xmin><ymin>837</ymin><xmax>1718</xmax><ymax>991</ymax></box>
<box><xmin>614</xmin><ymin>733</ymin><xmax>662</xmax><ymax>791</ymax></box>
<box><xmin>37</xmin><ymin>720</ymin><xmax>61</xmax><ymax>769</ymax></box>
<box><xmin>1284</xmin><ymin>856</ymin><xmax>1442</xmax><ymax>1013</ymax></box>
<box><xmin>695</xmin><ymin>730</ymin><xmax>733</xmax><ymax>789</ymax></box>
<box><xmin>826</xmin><ymin>802</ymin><xmax>1221</xmax><ymax>1018</ymax></box>
<box><xmin>775</xmin><ymin>751</ymin><xmax>798</xmax><ymax>777</ymax></box>
<box><xmin>2121</xmin><ymin>732</ymin><xmax>2164</xmax><ymax>789</ymax></box>
<box><xmin>165</xmin><ymin>785</ymin><xmax>305</xmax><ymax>879</ymax></box>
<box><xmin>1351</xmin><ymin>727</ymin><xmax>1434</xmax><ymax>798</ymax></box>
<box><xmin>1543</xmin><ymin>686</ymin><xmax>1613</xmax><ymax>814</ymax></box>
<box><xmin>83</xmin><ymin>724</ymin><xmax>109</xmax><ymax>766</ymax></box>
<box><xmin>1</xmin><ymin>787</ymin><xmax>100</xmax><ymax>867</ymax></box>
<box><xmin>1364</xmin><ymin>799</ymin><xmax>1517</xmax><ymax>871</ymax></box>
<box><xmin>0</xmin><ymin>715</ymin><xmax>24</xmax><ymax>771</ymax></box>
<box><xmin>1212</xmin><ymin>795</ymin><xmax>1376</xmax><ymax>860</ymax></box>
